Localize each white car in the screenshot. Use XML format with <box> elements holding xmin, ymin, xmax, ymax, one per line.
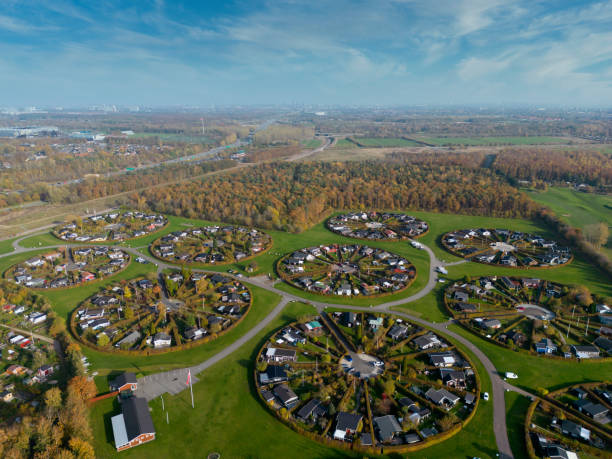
<box><xmin>372</xmin><ymin>360</ymin><xmax>384</xmax><ymax>367</ymax></box>
<box><xmin>483</xmin><ymin>392</ymin><xmax>489</xmax><ymax>401</ymax></box>
<box><xmin>505</xmin><ymin>372</ymin><xmax>518</xmax><ymax>379</ymax></box>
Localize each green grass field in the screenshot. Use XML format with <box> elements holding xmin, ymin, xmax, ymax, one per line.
<box><xmin>90</xmin><ymin>302</ymin><xmax>499</xmax><ymax>459</ymax></box>
<box><xmin>505</xmin><ymin>391</ymin><xmax>531</xmax><ymax>459</ymax></box>
<box><xmin>300</xmin><ymin>138</ymin><xmax>323</xmax><ymax>149</ymax></box>
<box><xmin>351</xmin><ymin>137</ymin><xmax>421</xmax><ymax>147</ymax></box>
<box><xmin>412</xmin><ymin>136</ymin><xmax>575</xmax><ymax>146</ymax></box>
<box><xmin>0</xmin><ymin>237</ymin><xmax>16</xmax><ymax>254</ymax></box>
<box><xmin>527</xmin><ymin>187</ymin><xmax>612</xmax><ymax>258</ymax></box>
<box><xmin>331</xmin><ymin>138</ymin><xmax>358</xmax><ymax>149</ymax></box>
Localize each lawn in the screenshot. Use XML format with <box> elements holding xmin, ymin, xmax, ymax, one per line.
<box><xmin>301</xmin><ymin>138</ymin><xmax>323</xmax><ymax>149</ymax></box>
<box><xmin>331</xmin><ymin>138</ymin><xmax>358</xmax><ymax>149</ymax></box>
<box><xmin>526</xmin><ymin>186</ymin><xmax>612</xmax><ymax>258</ymax></box>
<box><xmin>391</xmin><ymin>281</ymin><xmax>451</xmax><ymax>323</ymax></box>
<box><xmin>412</xmin><ymin>136</ymin><xmax>576</xmax><ymax>146</ymax></box>
<box><xmin>505</xmin><ymin>391</ymin><xmax>531</xmax><ymax>459</ymax></box>
<box><xmin>351</xmin><ymin>137</ymin><xmax>421</xmax><ymax>147</ymax></box>
<box><xmin>90</xmin><ymin>302</ymin><xmax>500</xmax><ymax>459</ymax></box>
<box><xmin>447</xmin><ymin>324</ymin><xmax>612</xmax><ymax>392</ymax></box>
<box><xmin>0</xmin><ymin>237</ymin><xmax>16</xmax><ymax>254</ymax></box>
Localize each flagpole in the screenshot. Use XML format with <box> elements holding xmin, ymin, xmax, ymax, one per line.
<box><xmin>188</xmin><ymin>369</ymin><xmax>194</xmax><ymax>408</ymax></box>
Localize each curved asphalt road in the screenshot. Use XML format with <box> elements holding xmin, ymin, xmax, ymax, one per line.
<box><xmin>2</xmin><ymin>231</ymin><xmax>517</xmax><ymax>458</ymax></box>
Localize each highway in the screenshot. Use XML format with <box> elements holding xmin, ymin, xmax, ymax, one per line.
<box><xmin>2</xmin><ymin>231</ymin><xmax>521</xmax><ymax>458</ymax></box>
<box><xmin>52</xmin><ymin>118</ymin><xmax>277</xmax><ymax>187</ymax></box>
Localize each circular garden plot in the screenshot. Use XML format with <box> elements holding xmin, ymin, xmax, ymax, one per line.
<box><xmin>278</xmin><ymin>245</ymin><xmax>416</xmax><ymax>297</ymax></box>
<box><xmin>255</xmin><ymin>312</ymin><xmax>480</xmax><ymax>452</ymax></box>
<box><xmin>526</xmin><ymin>383</ymin><xmax>611</xmax><ymax>457</ymax></box>
<box><xmin>55</xmin><ymin>210</ymin><xmax>167</xmax><ymax>242</ymax></box>
<box><xmin>327</xmin><ymin>212</ymin><xmax>429</xmax><ymax>240</ymax></box>
<box><xmin>441</xmin><ymin>229</ymin><xmax>572</xmax><ymax>267</ymax></box>
<box><xmin>445</xmin><ymin>276</ymin><xmax>611</xmax><ymax>359</ymax></box>
<box><xmin>71</xmin><ymin>271</ymin><xmax>251</xmax><ymax>353</ymax></box>
<box><xmin>151</xmin><ymin>225</ymin><xmax>271</xmax><ymax>265</ymax></box>
<box><xmin>6</xmin><ymin>246</ymin><xmax>130</xmax><ymax>289</ymax></box>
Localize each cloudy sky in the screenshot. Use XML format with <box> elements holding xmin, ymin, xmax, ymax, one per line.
<box><xmin>1</xmin><ymin>0</ymin><xmax>611</xmax><ymax>106</ymax></box>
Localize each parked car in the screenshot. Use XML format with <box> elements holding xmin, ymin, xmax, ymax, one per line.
<box><xmin>483</xmin><ymin>392</ymin><xmax>489</xmax><ymax>401</ymax></box>
<box><xmin>505</xmin><ymin>372</ymin><xmax>518</xmax><ymax>379</ymax></box>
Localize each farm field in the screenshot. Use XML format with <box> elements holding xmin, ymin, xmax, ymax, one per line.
<box><xmin>330</xmin><ymin>138</ymin><xmax>358</xmax><ymax>149</ymax></box>
<box><xmin>411</xmin><ymin>136</ymin><xmax>578</xmax><ymax>146</ymax></box>
<box><xmin>526</xmin><ymin>187</ymin><xmax>612</xmax><ymax>258</ymax></box>
<box><xmin>349</xmin><ymin>137</ymin><xmax>422</xmax><ymax>147</ymax></box>
<box><xmin>89</xmin><ymin>302</ymin><xmax>499</xmax><ymax>459</ymax></box>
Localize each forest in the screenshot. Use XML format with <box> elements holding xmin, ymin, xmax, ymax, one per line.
<box><xmin>129</xmin><ymin>161</ymin><xmax>537</xmax><ymax>232</ymax></box>
<box><xmin>492</xmin><ymin>149</ymin><xmax>612</xmax><ymax>187</ymax></box>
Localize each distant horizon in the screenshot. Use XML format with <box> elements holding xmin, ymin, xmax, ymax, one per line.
<box><xmin>1</xmin><ymin>103</ymin><xmax>611</xmax><ymax>113</ymax></box>
<box><xmin>1</xmin><ymin>0</ymin><xmax>611</xmax><ymax>107</ymax></box>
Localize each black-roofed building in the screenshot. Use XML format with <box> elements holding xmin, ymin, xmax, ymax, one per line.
<box><xmin>296</xmin><ymin>398</ymin><xmax>326</xmax><ymax>422</ymax></box>
<box><xmin>111</xmin><ymin>397</ymin><xmax>155</xmax><ymax>451</ymax></box>
<box><xmin>373</xmin><ymin>415</ymin><xmax>402</xmax><ymax>443</ymax></box>
<box><xmin>259</xmin><ymin>365</ymin><xmax>287</xmax><ymax>385</ymax></box>
<box><xmin>273</xmin><ymin>384</ymin><xmax>298</xmax><ymax>408</ymax></box>
<box><xmin>110</xmin><ymin>372</ymin><xmax>138</xmax><ymax>393</ymax></box>
<box><xmin>333</xmin><ymin>412</ymin><xmax>362</xmax><ymax>441</ymax></box>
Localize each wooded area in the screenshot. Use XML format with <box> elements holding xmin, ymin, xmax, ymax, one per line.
<box><xmin>129</xmin><ymin>161</ymin><xmax>537</xmax><ymax>232</ymax></box>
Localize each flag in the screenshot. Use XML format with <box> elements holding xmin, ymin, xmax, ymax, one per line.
<box><xmin>186</xmin><ymin>369</ymin><xmax>191</xmax><ymax>386</ymax></box>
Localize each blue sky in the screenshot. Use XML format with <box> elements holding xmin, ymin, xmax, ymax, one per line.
<box><xmin>1</xmin><ymin>0</ymin><xmax>611</xmax><ymax>106</ymax></box>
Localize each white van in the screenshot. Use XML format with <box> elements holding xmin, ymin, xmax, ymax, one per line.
<box><xmin>505</xmin><ymin>372</ymin><xmax>518</xmax><ymax>379</ymax></box>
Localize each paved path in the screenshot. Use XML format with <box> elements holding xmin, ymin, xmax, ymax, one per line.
<box><xmin>1</xmin><ymin>229</ymin><xmax>515</xmax><ymax>458</ymax></box>
<box><xmin>0</xmin><ymin>323</ymin><xmax>55</xmax><ymax>344</ymax></box>
<box><xmin>138</xmin><ymin>297</ymin><xmax>291</xmax><ymax>400</ymax></box>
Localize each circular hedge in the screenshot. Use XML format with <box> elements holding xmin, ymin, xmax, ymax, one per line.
<box><xmin>151</xmin><ymin>225</ymin><xmax>272</xmax><ymax>266</ymax></box>
<box><xmin>6</xmin><ymin>246</ymin><xmax>130</xmax><ymax>289</ymax></box>
<box><xmin>445</xmin><ymin>276</ymin><xmax>610</xmax><ymax>359</ymax></box>
<box><xmin>71</xmin><ymin>271</ymin><xmax>251</xmax><ymax>354</ymax></box>
<box><xmin>441</xmin><ymin>228</ymin><xmax>572</xmax><ymax>268</ymax></box>
<box><xmin>327</xmin><ymin>212</ymin><xmax>429</xmax><ymax>240</ymax></box>
<box><xmin>277</xmin><ymin>244</ymin><xmax>416</xmax><ymax>297</ymax></box>
<box><xmin>254</xmin><ymin>312</ymin><xmax>480</xmax><ymax>453</ymax></box>
<box><xmin>55</xmin><ymin>211</ymin><xmax>168</xmax><ymax>242</ymax></box>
